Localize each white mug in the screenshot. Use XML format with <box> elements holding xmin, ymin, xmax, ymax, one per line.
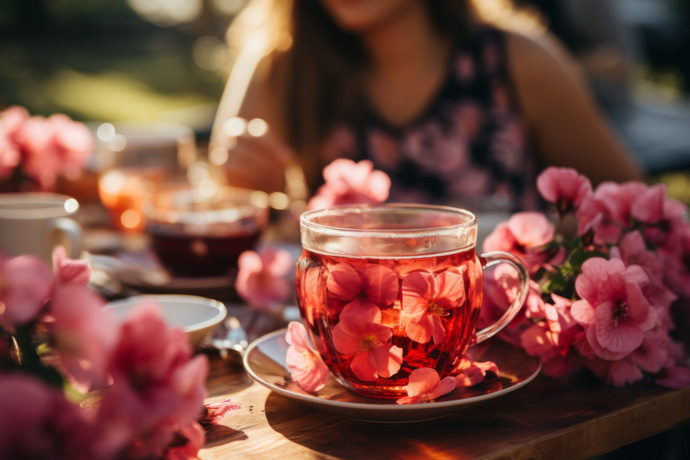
<box><xmin>0</xmin><ymin>193</ymin><xmax>82</xmax><ymax>263</ymax></box>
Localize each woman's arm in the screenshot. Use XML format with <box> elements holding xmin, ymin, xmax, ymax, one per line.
<box><xmin>506</xmin><ymin>31</ymin><xmax>645</xmax><ymax>184</ymax></box>
<box><xmin>210</xmin><ymin>51</ymin><xmax>293</xmax><ymax>193</ymax></box>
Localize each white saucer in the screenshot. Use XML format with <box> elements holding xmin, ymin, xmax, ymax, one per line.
<box><xmin>243</xmin><ymin>329</ymin><xmax>541</xmax><ymax>423</ymax></box>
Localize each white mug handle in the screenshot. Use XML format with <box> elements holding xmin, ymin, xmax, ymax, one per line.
<box><xmin>473</xmin><ymin>251</ymin><xmax>529</xmax><ymax>344</ymax></box>
<box><xmin>52</xmin><ymin>217</ymin><xmax>82</xmax><ymax>259</ymax></box>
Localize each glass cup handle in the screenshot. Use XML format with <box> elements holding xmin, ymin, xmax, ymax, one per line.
<box><xmin>473</xmin><ymin>251</ymin><xmax>529</xmax><ymax>345</ymax></box>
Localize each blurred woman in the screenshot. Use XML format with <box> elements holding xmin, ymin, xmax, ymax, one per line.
<box><xmin>211</xmin><ymin>0</ymin><xmax>643</xmax><ymax>211</ymax></box>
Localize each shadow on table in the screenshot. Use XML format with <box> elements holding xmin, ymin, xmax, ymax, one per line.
<box><xmin>203</xmin><ymin>424</ymin><xmax>248</xmax><ymax>449</ymax></box>
<box><xmin>262</xmin><ymin>372</ymin><xmax>690</xmax><ymax>459</ymax></box>
<box><xmin>262</xmin><ymin>390</ymin><xmax>513</xmax><ymax>459</ymax></box>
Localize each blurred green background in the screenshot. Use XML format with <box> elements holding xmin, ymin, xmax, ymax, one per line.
<box><xmin>0</xmin><ymin>0</ymin><xmax>247</xmax><ymax>135</ymax></box>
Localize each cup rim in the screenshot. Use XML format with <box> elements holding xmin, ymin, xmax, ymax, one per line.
<box><xmin>104</xmin><ymin>294</ymin><xmax>227</xmax><ymax>334</ymax></box>
<box><xmin>300</xmin><ymin>203</ymin><xmax>477</xmax><ymax>233</ymax></box>
<box><xmin>0</xmin><ymin>193</ymin><xmax>79</xmax><ymax>219</ymax></box>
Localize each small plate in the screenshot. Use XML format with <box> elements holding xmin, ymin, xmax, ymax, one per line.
<box><xmin>244</xmin><ymin>329</ymin><xmax>541</xmax><ymax>423</ymax></box>
<box><xmin>105</xmin><ymin>294</ymin><xmax>227</xmax><ymax>349</ymax></box>
<box><xmin>89</xmin><ymin>251</ymin><xmax>234</xmax><ymax>292</ymax></box>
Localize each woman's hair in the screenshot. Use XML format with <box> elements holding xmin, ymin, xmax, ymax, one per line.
<box><xmin>226</xmin><ymin>0</ymin><xmax>543</xmax><ymax>182</ymax></box>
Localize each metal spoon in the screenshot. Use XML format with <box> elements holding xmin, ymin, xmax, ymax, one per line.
<box><xmin>210</xmin><ymin>316</ymin><xmax>248</xmax><ymax>360</ymax></box>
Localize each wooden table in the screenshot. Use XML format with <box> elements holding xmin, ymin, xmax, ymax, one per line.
<box><xmin>199</xmin><ymin>310</ymin><xmax>690</xmax><ymax>460</ymax></box>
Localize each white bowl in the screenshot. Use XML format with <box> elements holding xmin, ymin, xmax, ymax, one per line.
<box><xmin>105</xmin><ymin>294</ymin><xmax>227</xmax><ymax>349</ymax></box>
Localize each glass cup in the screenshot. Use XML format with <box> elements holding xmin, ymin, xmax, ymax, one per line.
<box><xmin>296</xmin><ymin>204</ymin><xmax>529</xmax><ymax>398</ymax></box>
<box><xmin>147</xmin><ymin>183</ymin><xmax>269</xmax><ymax>278</ymax></box>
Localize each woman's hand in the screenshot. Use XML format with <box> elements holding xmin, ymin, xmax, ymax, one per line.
<box><xmin>210</xmin><ymin>117</ymin><xmax>296</xmax><ymax>194</ymax></box>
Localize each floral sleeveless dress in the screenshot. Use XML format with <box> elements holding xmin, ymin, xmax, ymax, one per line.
<box><xmin>320</xmin><ymin>27</ymin><xmax>538</xmax><ymax>212</ymax></box>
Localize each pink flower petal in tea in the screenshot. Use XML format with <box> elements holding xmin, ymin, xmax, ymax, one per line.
<box><xmin>369</xmin><ymin>343</ymin><xmax>403</xmax><ymax>379</ymax></box>
<box><xmin>351</xmin><ymin>351</ymin><xmax>378</xmax><ymax>381</ymax></box>
<box><xmin>327</xmin><ymin>263</ymin><xmax>399</xmax><ymax>307</ymax></box>
<box><xmin>52</xmin><ymin>245</ymin><xmax>91</xmax><ymax>286</ymax></box>
<box><xmin>362</xmin><ymin>265</ymin><xmax>399</xmax><ymax>307</ymax></box>
<box><xmin>405</xmin><ymin>312</ymin><xmax>432</xmax><ymax>344</ymax></box>
<box><xmin>333</xmin><ymin>300</ymin><xmax>392</xmax><ymax>354</ymax></box>
<box><xmin>332</xmin><ymin>301</ymin><xmax>401</xmax><ymax>381</ymax></box>
<box><xmin>285</xmin><ymin>322</ymin><xmax>330</xmax><ymax>392</ymax></box>
<box><xmin>396</xmin><ymin>368</ymin><xmax>456</xmax><ymax>404</ymax></box>
<box><xmin>402</xmin><ymin>271</ymin><xmax>465</xmax><ymax>344</ymax></box>
<box><xmin>327</xmin><ymin>263</ymin><xmax>362</xmax><ymax>301</ymax></box>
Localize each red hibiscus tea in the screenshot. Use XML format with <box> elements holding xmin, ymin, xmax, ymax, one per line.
<box><xmin>150</xmin><ymin>224</ymin><xmax>261</xmax><ymax>277</ymax></box>
<box><xmin>297</xmin><ymin>205</ymin><xmax>528</xmax><ymax>398</ymax></box>
<box><xmin>148</xmin><ymin>184</ymin><xmax>268</xmax><ymax>278</ymax></box>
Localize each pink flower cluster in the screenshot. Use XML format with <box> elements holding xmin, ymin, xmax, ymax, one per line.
<box><xmin>482</xmin><ymin>167</ymin><xmax>690</xmax><ymax>387</ymax></box>
<box><xmin>0</xmin><ymin>247</ymin><xmax>235</xmax><ymax>458</ymax></box>
<box><xmin>0</xmin><ymin>106</ymin><xmax>93</xmax><ymax>192</ymax></box>
<box><xmin>307</xmin><ymin>159</ymin><xmax>391</xmax><ymax>210</ymax></box>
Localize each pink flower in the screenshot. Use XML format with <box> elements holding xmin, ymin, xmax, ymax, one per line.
<box><xmin>97</xmin><ymin>301</ymin><xmax>208</xmax><ymax>459</ymax></box>
<box><xmin>0</xmin><ymin>106</ymin><xmax>27</xmax><ymax>179</ymax></box>
<box><xmin>661</xmin><ymin>223</ymin><xmax>690</xmax><ymax>297</ymax></box>
<box><xmin>571</xmin><ymin>258</ymin><xmax>656</xmax><ymax>360</ymax></box>
<box><xmin>576</xmin><ymin>181</ymin><xmax>661</xmax><ymax>245</ymax></box>
<box><xmin>285</xmin><ymin>321</ymin><xmax>329</xmax><ymax>392</ymax></box>
<box><xmin>601</xmin><ymin>356</ymin><xmax>644</xmax><ymax>387</ymax></box>
<box><xmin>610</xmin><ymin>232</ymin><xmax>677</xmax><ymax>311</ymax></box>
<box><xmin>15</xmin><ymin>115</ymin><xmax>62</xmax><ymax>189</ymax></box>
<box><xmin>0</xmin><ymin>374</ymin><xmax>96</xmax><ymax>459</ymax></box>
<box><xmin>536</xmin><ymin>167</ymin><xmax>592</xmax><ymax>211</ymax></box>
<box><xmin>332</xmin><ymin>301</ymin><xmax>403</xmax><ymax>381</ymax></box>
<box><xmin>655</xmin><ymin>366</ymin><xmax>690</xmax><ymax>389</ymax></box>
<box><xmin>49</xmin><ymin>284</ymin><xmax>117</xmax><ymax>391</ymax></box>
<box><xmin>163</xmin><ymin>422</ymin><xmax>206</xmax><ymax>460</ymax></box>
<box><xmin>521</xmin><ymin>294</ymin><xmax>581</xmax><ymax>378</ymax></box>
<box><xmin>327</xmin><ymin>263</ymin><xmax>398</xmax><ymax>310</ymax></box>
<box><xmin>14</xmin><ymin>113</ymin><xmax>93</xmax><ymax>190</ymax></box>
<box><xmin>452</xmin><ymin>354</ymin><xmax>500</xmax><ymax>387</ymax></box>
<box><xmin>307</xmin><ymin>159</ymin><xmax>391</xmax><ymax>210</ymax></box>
<box><xmin>401</xmin><ymin>270</ymin><xmax>465</xmax><ymax>344</ymax></box>
<box><xmin>630</xmin><ymin>183</ymin><xmax>666</xmax><ymax>224</ymax></box>
<box><xmin>201</xmin><ymin>399</ymin><xmax>242</xmax><ymax>426</ymax></box>
<box><xmin>396</xmin><ymin>368</ymin><xmax>456</xmax><ymax>404</ymax></box>
<box><xmin>521</xmin><ymin>322</ymin><xmax>577</xmax><ymax>378</ymax></box>
<box><xmin>49</xmin><ymin>113</ymin><xmax>94</xmax><ymax>179</ymax></box>
<box><xmin>0</xmin><ymin>255</ymin><xmax>52</xmax><ymax>326</ymax></box>
<box><xmin>483</xmin><ymin>212</ymin><xmax>554</xmax><ymax>272</ymax></box>
<box><xmin>235</xmin><ymin>247</ymin><xmax>293</xmax><ymax>310</ymax></box>
<box><xmin>631</xmin><ymin>329</ymin><xmax>670</xmax><ymax>374</ymax></box>
<box><xmin>52</xmin><ymin>245</ymin><xmax>91</xmax><ymax>286</ymax></box>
